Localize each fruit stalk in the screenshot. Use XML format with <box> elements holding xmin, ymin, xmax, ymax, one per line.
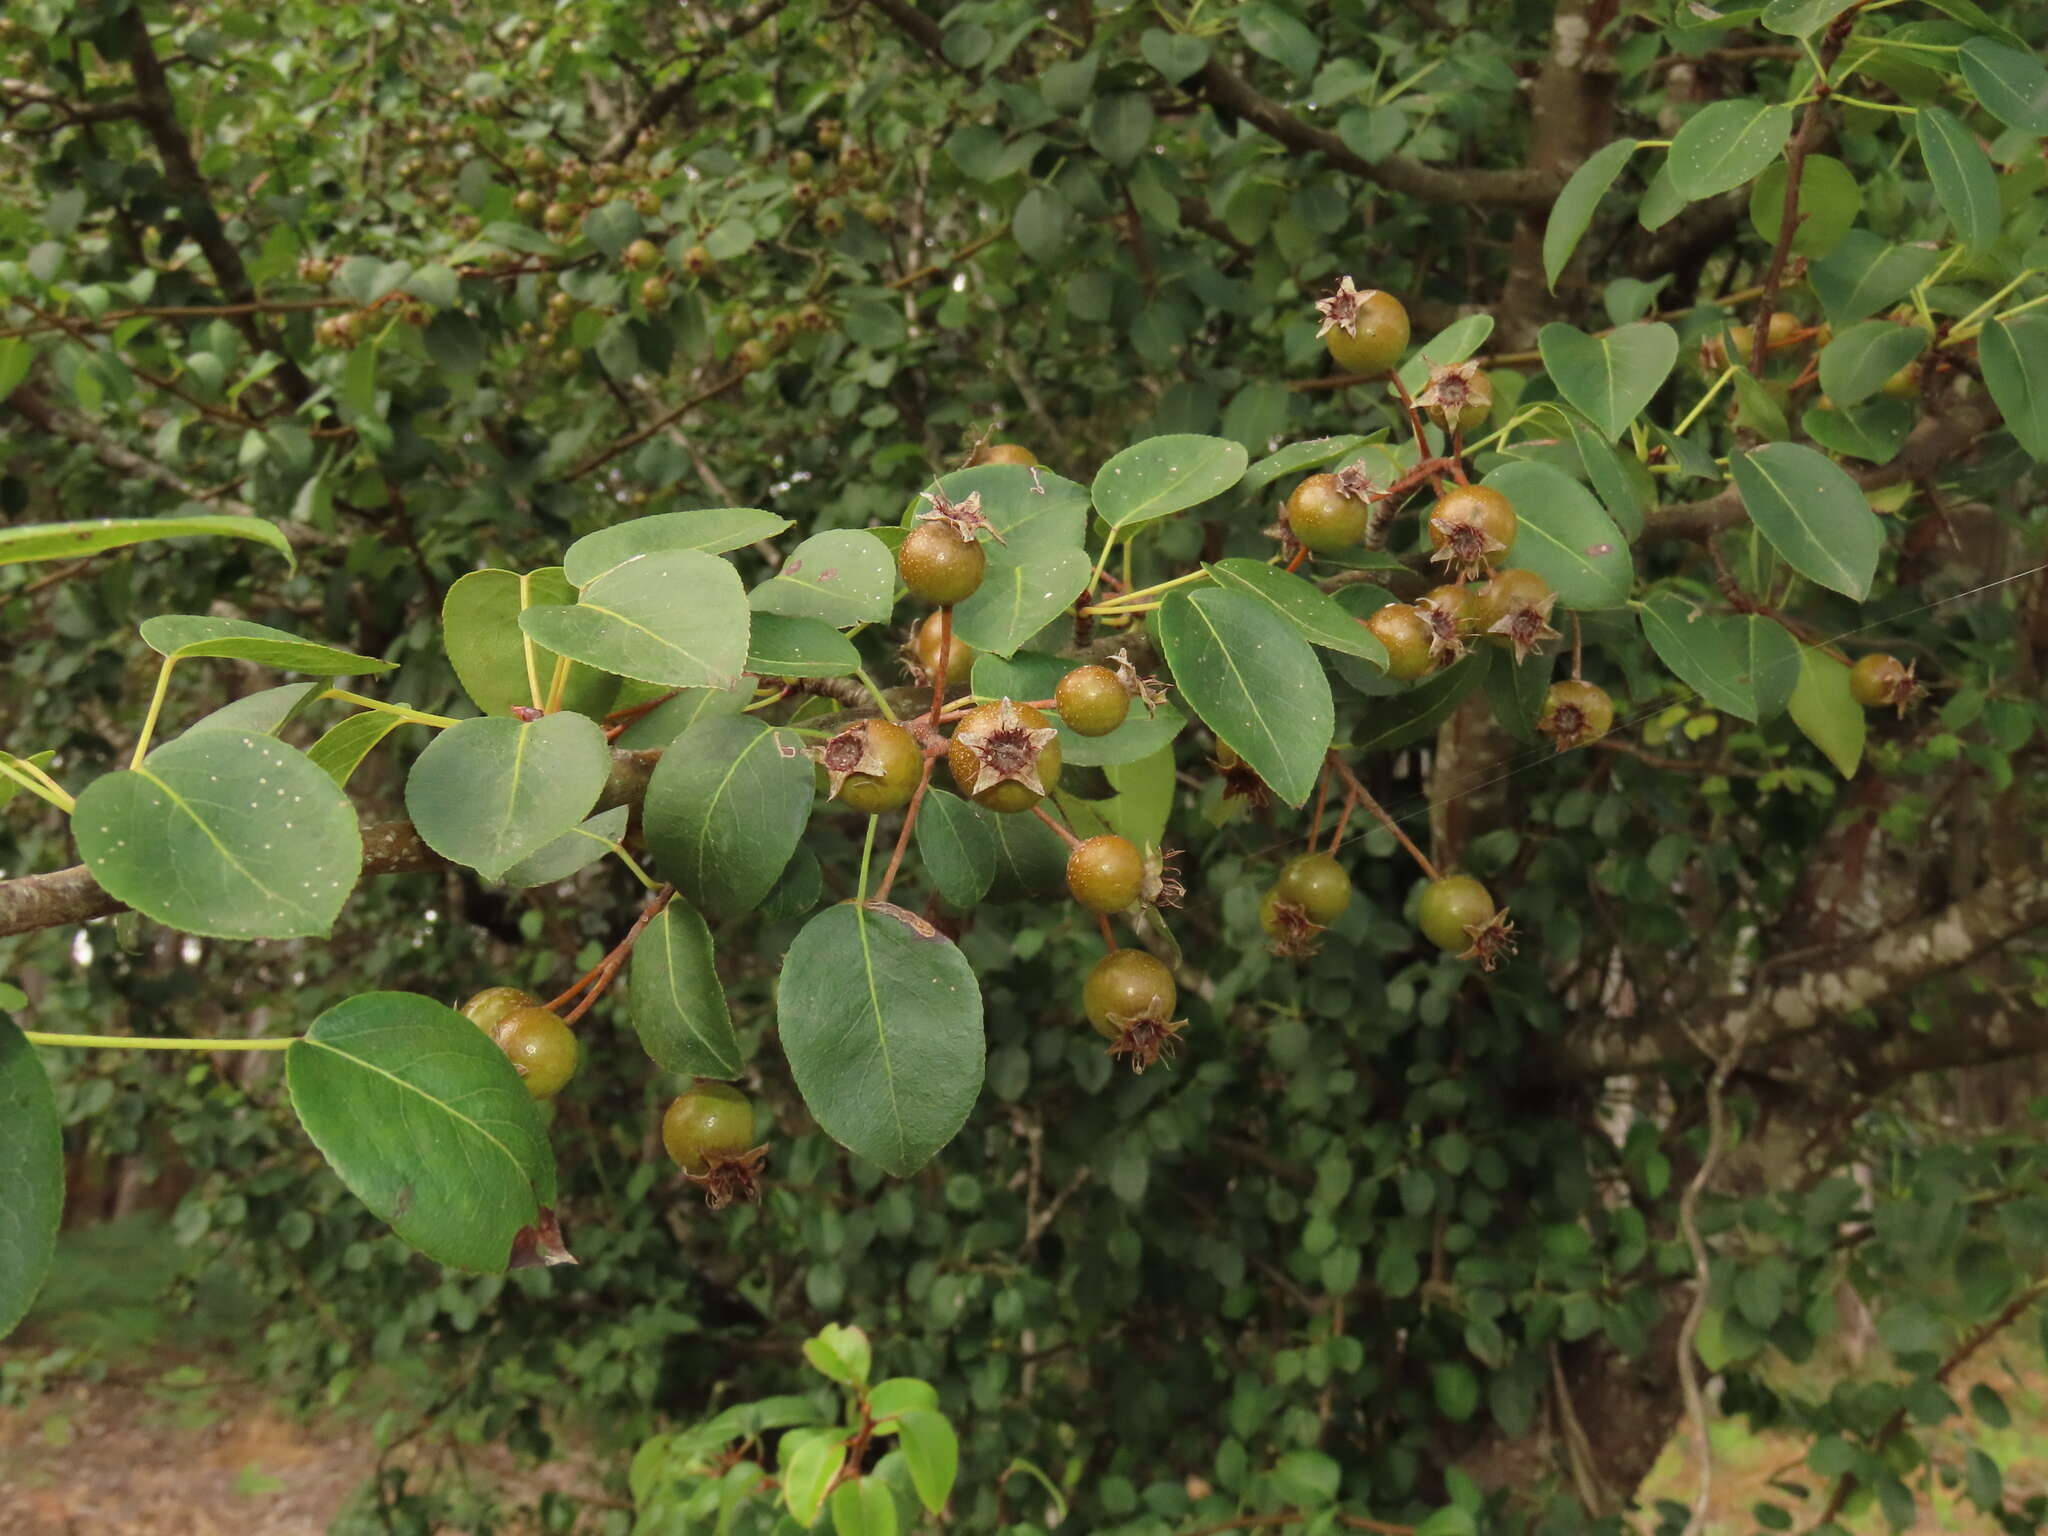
<box><xmin>548</xmin><ymin>884</ymin><xmax>675</xmax><ymax>1020</ymax></box>
<box><xmin>1329</xmin><ymin>753</ymin><xmax>1441</xmax><ymax>882</ymax></box>
<box><xmin>870</xmin><ymin>754</ymin><xmax>937</xmax><ymax>906</ymax></box>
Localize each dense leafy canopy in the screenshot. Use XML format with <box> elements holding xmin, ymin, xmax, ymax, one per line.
<box><xmin>2</xmin><ymin>0</ymin><xmax>2047</xmax><ymax>1533</ymax></box>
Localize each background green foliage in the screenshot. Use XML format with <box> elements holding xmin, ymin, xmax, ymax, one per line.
<box><xmin>3</xmin><ymin>1</ymin><xmax>2048</xmax><ymax>1533</ymax></box>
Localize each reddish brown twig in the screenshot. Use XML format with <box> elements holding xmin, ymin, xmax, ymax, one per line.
<box><xmin>1329</xmin><ymin>753</ymin><xmax>1441</xmax><ymax>881</ymax></box>
<box><xmin>549</xmin><ymin>885</ymin><xmax>673</xmax><ymax>1021</ymax></box>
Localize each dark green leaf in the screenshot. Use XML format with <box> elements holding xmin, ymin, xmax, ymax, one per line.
<box><xmin>441</xmin><ymin>568</ymin><xmax>621</xmax><ymax>718</ymax></box>
<box><xmin>747</xmin><ymin>613</ymin><xmax>861</xmax><ymax>678</ymax></box>
<box><xmin>75</xmin><ymin>732</ymin><xmax>361</xmax><ymax>938</ymax></box>
<box><xmin>1817</xmin><ymin>321</ymin><xmax>1929</xmax><ymax>407</ymax></box>
<box><xmin>140</xmin><ymin>616</ymin><xmax>390</xmax><ymax>677</ymax></box>
<box><xmin>562</xmin><ymin>508</ymin><xmax>793</xmax><ymax>586</ymax></box>
<box><xmin>915</xmin><ymin>788</ymin><xmax>997</xmax><ymax>910</ymax></box>
<box><xmin>1917</xmin><ymin>107</ymin><xmax>2000</xmax><ymax>249</ymax></box>
<box><xmin>307</xmin><ymin>711</ymin><xmax>409</xmax><ymax>787</ymax></box>
<box><xmin>1536</xmin><ymin>322</ymin><xmax>1678</xmax><ymax>440</ymax></box>
<box><xmin>404</xmin><ymin>712</ymin><xmax>611</xmax><ymax>882</ymax></box>
<box><xmin>1747</xmin><ymin>154</ymin><xmax>1861</xmax><ymax>258</ymax></box>
<box><xmin>1156</xmin><ymin>588</ymin><xmax>1333</xmax><ymax>806</ymax></box>
<box><xmin>630</xmin><ymin>899</ymin><xmax>743</xmax><ymax>1078</ymax></box>
<box><xmin>498</xmin><ymin>805</ymin><xmax>628</xmax><ymax>888</ymax></box>
<box><xmin>1668</xmin><ymin>100</ymin><xmax>1795</xmax><ymax>200</ymax></box>
<box><xmin>749</xmin><ymin>530</ymin><xmax>894</xmax><ymax>627</ymax></box>
<box><xmin>1092</xmin><ymin>434</ymin><xmax>1250</xmax><ymax>530</ymax></box>
<box><xmin>182</xmin><ymin>682</ymin><xmax>322</xmax><ymax>740</ymax></box>
<box><xmin>0</xmin><ymin>1019</ymin><xmax>62</xmax><ymax>1341</ymax></box>
<box><xmin>1960</xmin><ymin>39</ymin><xmax>2048</xmax><ymax>134</ymax></box>
<box><xmin>1478</xmin><ymin>461</ymin><xmax>1633</xmax><ymax>609</ymax></box>
<box><xmin>643</xmin><ymin>716</ymin><xmax>813</xmax><ymax>918</ymax></box>
<box><xmin>1809</xmin><ymin>233</ymin><xmax>1943</xmax><ymax>327</ymax></box>
<box><xmin>1729</xmin><ymin>443</ymin><xmax>1881</xmax><ymax>600</ymax></box>
<box><xmin>286</xmin><ymin>992</ymin><xmax>555</xmax><ymax>1272</ymax></box>
<box><xmin>1206</xmin><ymin>558</ymin><xmax>1388</xmax><ymax>664</ymax></box>
<box><xmin>1240</xmin><ymin>435</ymin><xmax>1377</xmax><ymax>498</ymax></box>
<box><xmin>1981</xmin><ymin>314</ymin><xmax>2048</xmax><ymax>461</ymax></box>
<box><xmin>1543</xmin><ymin>139</ymin><xmax>1639</xmax><ymax>290</ymax></box>
<box><xmin>524</xmin><ymin>550</ymin><xmax>751</xmax><ymax>688</ymax></box>
<box><xmin>1140</xmin><ymin>29</ymin><xmax>1210</xmax><ymax>83</ymax></box>
<box><xmin>778</xmin><ymin>903</ymin><xmax>984</xmax><ymax>1178</ymax></box>
<box><xmin>1639</xmin><ymin>595</ymin><xmax>1802</xmax><ymax>722</ymax></box>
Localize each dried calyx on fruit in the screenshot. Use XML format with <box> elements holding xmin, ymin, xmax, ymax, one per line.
<box><xmin>1417</xmin><ymin>876</ymin><xmax>1517</xmax><ymax>972</ymax></box>
<box><xmin>1428</xmin><ymin>485</ymin><xmax>1517</xmax><ymax>578</ymax></box>
<box><xmin>1481</xmin><ymin>568</ymin><xmax>1560</xmax><ymax>663</ymax></box>
<box><xmin>1212</xmin><ymin>740</ymin><xmax>1272</xmax><ymax>807</ymax></box>
<box><xmin>1415</xmin><ymin>361</ymin><xmax>1493</xmax><ymax>433</ymax></box>
<box><xmin>1315</xmin><ymin>276</ymin><xmax>1410</xmax><ymax>376</ymax></box>
<box><xmin>811</xmin><ymin>719</ymin><xmax>923</xmax><ymax>813</ymax></box>
<box><xmin>1416</xmin><ymin>585</ymin><xmax>1475</xmax><ymax>665</ymax></box>
<box><xmin>948</xmin><ymin>698</ymin><xmax>1062</xmax><ymax>812</ymax></box>
<box><xmin>1284</xmin><ymin>473</ymin><xmax>1370</xmax><ymax>552</ymax></box>
<box><xmin>1108</xmin><ymin>648</ymin><xmax>1170</xmax><ymax>715</ymax></box>
<box><xmin>1142</xmin><ymin>845</ymin><xmax>1185</xmax><ymax>909</ymax></box>
<box><xmin>1260</xmin><ymin>888</ymin><xmax>1325</xmax><ymax>957</ymax></box>
<box><xmin>1365</xmin><ymin>602</ymin><xmax>1436</xmax><ymax>682</ymax></box>
<box><xmin>1536</xmin><ymin>680</ymin><xmax>1614</xmax><ymax>752</ymax></box>
<box><xmin>1848</xmin><ymin>652</ymin><xmax>1923</xmax><ymax>716</ymax></box>
<box><xmin>662</xmin><ymin>1081</ymin><xmax>767</xmax><ymax>1209</ymax></box>
<box><xmin>1082</xmin><ymin>948</ymin><xmax>1186</xmax><ymax>1073</ymax></box>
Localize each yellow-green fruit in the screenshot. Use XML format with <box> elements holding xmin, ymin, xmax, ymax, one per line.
<box><xmin>1325</xmin><ymin>289</ymin><xmax>1410</xmax><ymax>374</ymax></box>
<box><xmin>1055</xmin><ymin>665</ymin><xmax>1130</xmax><ymax>737</ymax></box>
<box><xmin>898</xmin><ymin>524</ymin><xmax>987</xmax><ymax>605</ymax></box>
<box><xmin>662</xmin><ymin>1081</ymin><xmax>756</xmax><ymax>1174</ymax></box>
<box><xmin>1067</xmin><ymin>834</ymin><xmax>1146</xmax><ymax>913</ymax></box>
<box><xmin>1277</xmin><ymin>852</ymin><xmax>1352</xmax><ymax>924</ymax></box>
<box><xmin>1428</xmin><ymin>485</ymin><xmax>1518</xmax><ymax>568</ymax></box>
<box><xmin>461</xmin><ymin>986</ymin><xmax>538</xmax><ymax>1034</ymax></box>
<box><xmin>1286</xmin><ymin>474</ymin><xmax>1368</xmax><ymax>552</ymax></box>
<box><xmin>1418</xmin><ymin>876</ymin><xmax>1495</xmax><ymax>953</ymax></box>
<box><xmin>911</xmin><ymin>611</ymin><xmax>975</xmax><ymax>685</ymax></box>
<box><xmin>489</xmin><ymin>1005</ymin><xmax>578</xmax><ymax>1099</ymax></box>
<box><xmin>1082</xmin><ymin>949</ymin><xmax>1176</xmax><ymax>1040</ymax></box>
<box><xmin>970</xmin><ymin>442</ymin><xmax>1038</xmax><ymax>467</ymax></box>
<box><xmin>1537</xmin><ymin>680</ymin><xmax>1615</xmax><ymax>751</ymax></box>
<box><xmin>1366</xmin><ymin>603</ymin><xmax>1435</xmax><ymax>681</ymax></box>
<box><xmin>832</xmin><ymin>720</ymin><xmax>924</xmax><ymax>814</ymax></box>
<box><xmin>1849</xmin><ymin>652</ymin><xmax>1911</xmax><ymax>709</ymax></box>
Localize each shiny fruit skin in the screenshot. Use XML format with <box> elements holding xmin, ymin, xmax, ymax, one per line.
<box><xmin>491</xmin><ymin>1005</ymin><xmax>579</xmax><ymax>1099</ymax></box>
<box><xmin>462</xmin><ymin>986</ymin><xmax>539</xmax><ymax>1035</ymax></box>
<box><xmin>912</xmin><ymin>611</ymin><xmax>974</xmax><ymax>685</ymax></box>
<box><xmin>1850</xmin><ymin>652</ymin><xmax>1910</xmax><ymax>708</ymax></box>
<box><xmin>1419</xmin><ymin>876</ymin><xmax>1495</xmax><ymax>953</ymax></box>
<box><xmin>1429</xmin><ymin>485</ymin><xmax>1517</xmax><ymax>561</ymax></box>
<box><xmin>1538</xmin><ymin>680</ymin><xmax>1615</xmax><ymax>750</ymax></box>
<box><xmin>836</xmin><ymin>720</ymin><xmax>925</xmax><ymax>814</ymax></box>
<box><xmin>947</xmin><ymin>702</ymin><xmax>1062</xmax><ymax>813</ymax></box>
<box><xmin>1277</xmin><ymin>852</ymin><xmax>1352</xmax><ymax>923</ymax></box>
<box><xmin>1366</xmin><ymin>603</ymin><xmax>1435</xmax><ymax>681</ymax></box>
<box><xmin>899</xmin><ymin>524</ymin><xmax>987</xmax><ymax>605</ymax></box>
<box><xmin>970</xmin><ymin>443</ymin><xmax>1037</xmax><ymax>467</ymax></box>
<box><xmin>1325</xmin><ymin>290</ymin><xmax>1410</xmax><ymax>374</ymax></box>
<box><xmin>1068</xmin><ymin>835</ymin><xmax>1146</xmax><ymax>913</ymax></box>
<box><xmin>1286</xmin><ymin>474</ymin><xmax>1367</xmax><ymax>552</ymax></box>
<box><xmin>1477</xmin><ymin>567</ymin><xmax>1554</xmax><ymax>634</ymax></box>
<box><xmin>1082</xmin><ymin>949</ymin><xmax>1176</xmax><ymax>1040</ymax></box>
<box><xmin>662</xmin><ymin>1081</ymin><xmax>756</xmax><ymax>1174</ymax></box>
<box><xmin>623</xmin><ymin>237</ymin><xmax>659</xmax><ymax>271</ymax></box>
<box><xmin>1420</xmin><ymin>584</ymin><xmax>1478</xmax><ymax>631</ymax></box>
<box><xmin>1056</xmin><ymin>666</ymin><xmax>1130</xmax><ymax>737</ymax></box>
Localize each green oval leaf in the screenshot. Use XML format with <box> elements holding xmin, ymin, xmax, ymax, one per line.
<box><xmin>630</xmin><ymin>899</ymin><xmax>743</xmax><ymax>1078</ymax></box>
<box><xmin>747</xmin><ymin>613</ymin><xmax>861</xmax><ymax>678</ymax></box>
<box><xmin>562</xmin><ymin>508</ymin><xmax>793</xmax><ymax>586</ymax></box>
<box><xmin>1668</xmin><ymin>100</ymin><xmax>1795</xmax><ymax>201</ymax></box>
<box><xmin>442</xmin><ymin>567</ymin><xmax>622</xmax><ymax>718</ymax></box>
<box><xmin>1559</xmin><ymin>408</ymin><xmax>1647</xmax><ymax>538</ymax></box>
<box><xmin>286</xmin><ymin>992</ymin><xmax>556</xmax><ymax>1272</ymax></box>
<box><xmin>1917</xmin><ymin>107</ymin><xmax>2000</xmax><ymax>250</ymax></box>
<box><xmin>749</xmin><ymin>530</ymin><xmax>895</xmax><ymax>627</ymax></box>
<box><xmin>1729</xmin><ymin>442</ymin><xmax>1882</xmax><ymax>600</ymax></box>
<box><xmin>404</xmin><ymin>712</ymin><xmax>611</xmax><ymax>882</ymax></box>
<box><xmin>1206</xmin><ymin>558</ymin><xmax>1388</xmax><ymax>665</ymax></box>
<box><xmin>779</xmin><ymin>902</ymin><xmax>984</xmax><ymax>1178</ymax></box>
<box><xmin>644</xmin><ymin>715</ymin><xmax>813</xmax><ymax>918</ymax></box>
<box><xmin>895</xmin><ymin>1410</ymin><xmax>960</xmax><ymax>1515</ymax></box>
<box><xmin>524</xmin><ymin>550</ymin><xmax>750</xmax><ymax>689</ymax></box>
<box><xmin>1639</xmin><ymin>593</ymin><xmax>1802</xmax><ymax>723</ymax></box>
<box><xmin>139</xmin><ymin>616</ymin><xmax>391</xmax><ymax>676</ymax></box>
<box><xmin>1818</xmin><ymin>321</ymin><xmax>1930</xmax><ymax>407</ymax></box>
<box><xmin>182</xmin><ymin>682</ymin><xmax>323</xmax><ymax>740</ymax></box>
<box><xmin>74</xmin><ymin>732</ymin><xmax>361</xmax><ymax>938</ymax></box>
<box><xmin>1091</xmin><ymin>434</ymin><xmax>1249</xmax><ymax>530</ymax></box>
<box><xmin>1747</xmin><ymin>153</ymin><xmax>1861</xmax><ymax>259</ymax></box>
<box><xmin>1156</xmin><ymin>588</ymin><xmax>1332</xmax><ymax>807</ymax></box>
<box><xmin>830</xmin><ymin>1477</ymin><xmax>900</xmax><ymax>1536</ymax></box>
<box><xmin>1477</xmin><ymin>461</ymin><xmax>1633</xmax><ymax>609</ymax></box>
<box><xmin>782</xmin><ymin>1433</ymin><xmax>849</xmax><ymax>1528</ymax></box>
<box><xmin>1802</xmin><ymin>398</ymin><xmax>1913</xmax><ymax>465</ymax></box>
<box><xmin>913</xmin><ymin>790</ymin><xmax>997</xmax><ymax>911</ymax></box>
<box><xmin>307</xmin><ymin>710</ymin><xmax>409</xmax><ymax>788</ymax></box>
<box><xmin>1762</xmin><ymin>0</ymin><xmax>1855</xmax><ymax>37</ymax></box>
<box><xmin>1960</xmin><ymin>39</ymin><xmax>2048</xmax><ymax>134</ymax></box>
<box><xmin>1543</xmin><ymin>138</ymin><xmax>1639</xmax><ymax>291</ymax></box>
<box><xmin>1141</xmin><ymin>28</ymin><xmax>1210</xmax><ymax>83</ymax></box>
<box><xmin>1981</xmin><ymin>314</ymin><xmax>2048</xmax><ymax>461</ymax></box>
<box><xmin>0</xmin><ymin>514</ymin><xmax>294</xmax><ymax>571</ymax></box>
<box><xmin>1395</xmin><ymin>313</ymin><xmax>1496</xmax><ymax>394</ymax></box>
<box><xmin>1240</xmin><ymin>435</ymin><xmax>1377</xmax><ymax>499</ymax></box>
<box><xmin>1536</xmin><ymin>321</ymin><xmax>1679</xmax><ymax>440</ymax></box>
<box><xmin>1809</xmin><ymin>233</ymin><xmax>1944</xmax><ymax>328</ymax></box>
<box><xmin>926</xmin><ymin>466</ymin><xmax>1094</xmax><ymax>658</ymax></box>
<box><xmin>0</xmin><ymin>1019</ymin><xmax>62</xmax><ymax>1341</ymax></box>
<box><xmin>498</xmin><ymin>804</ymin><xmax>629</xmax><ymax>888</ymax></box>
<box><xmin>1788</xmin><ymin>649</ymin><xmax>1866</xmax><ymax>778</ymax></box>
<box><xmin>953</xmin><ymin>547</ymin><xmax>1091</xmax><ymax>659</ymax></box>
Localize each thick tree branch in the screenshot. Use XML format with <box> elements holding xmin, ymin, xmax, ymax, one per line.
<box><xmin>0</xmin><ymin>751</ymin><xmax>660</xmax><ymax>941</ymax></box>
<box><xmin>1641</xmin><ymin>397</ymin><xmax>2000</xmax><ymax>542</ymax></box>
<box><xmin>1563</xmin><ymin>860</ymin><xmax>2048</xmax><ymax>1074</ymax></box>
<box><xmin>1194</xmin><ymin>57</ymin><xmax>1563</xmax><ymax>209</ymax></box>
<box><xmin>116</xmin><ymin>7</ymin><xmax>313</xmax><ymax>405</ymax></box>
